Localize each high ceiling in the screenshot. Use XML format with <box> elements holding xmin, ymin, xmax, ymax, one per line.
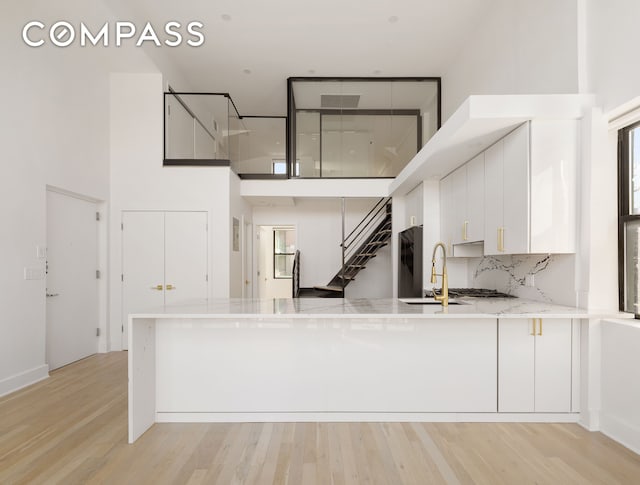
<box><xmin>104</xmin><ymin>0</ymin><xmax>494</xmax><ymax>116</ymax></box>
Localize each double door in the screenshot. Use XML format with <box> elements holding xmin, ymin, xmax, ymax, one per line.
<box><xmin>498</xmin><ymin>318</ymin><xmax>572</xmax><ymax>412</ymax></box>
<box><xmin>122</xmin><ymin>211</ymin><xmax>208</xmax><ymax>348</ymax></box>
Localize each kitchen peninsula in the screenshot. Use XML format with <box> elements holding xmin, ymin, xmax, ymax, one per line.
<box><xmin>128</xmin><ymin>298</ymin><xmax>631</xmax><ymax>443</ymax></box>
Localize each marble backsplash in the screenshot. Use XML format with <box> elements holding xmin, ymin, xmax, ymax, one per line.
<box><xmin>467</xmin><ymin>254</ymin><xmax>577</xmax><ymax>306</ymax></box>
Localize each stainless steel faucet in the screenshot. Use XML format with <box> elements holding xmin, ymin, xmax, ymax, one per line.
<box><xmin>430</xmin><ymin>242</ymin><xmax>449</xmax><ymax>307</ymax></box>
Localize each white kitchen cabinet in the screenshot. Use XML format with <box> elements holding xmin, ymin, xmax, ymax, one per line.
<box><xmin>498</xmin><ymin>318</ymin><xmax>572</xmax><ymax>413</ymax></box>
<box><xmin>484</xmin><ymin>124</ymin><xmax>529</xmax><ymax>255</ymax></box>
<box><xmin>441</xmin><ymin>153</ymin><xmax>485</xmax><ymax>250</ymax></box>
<box><xmin>465</xmin><ymin>153</ymin><xmax>485</xmax><ymax>242</ymax></box>
<box><xmin>483</xmin><ymin>120</ymin><xmax>577</xmax><ymax>255</ymax></box>
<box><xmin>451</xmin><ymin>166</ymin><xmax>467</xmax><ymax>245</ymax></box>
<box><xmin>439</xmin><ymin>174</ymin><xmax>454</xmax><ymax>254</ymax></box>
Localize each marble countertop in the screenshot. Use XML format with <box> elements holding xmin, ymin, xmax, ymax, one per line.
<box><xmin>129</xmin><ymin>297</ymin><xmax>633</xmax><ymax>320</ymax></box>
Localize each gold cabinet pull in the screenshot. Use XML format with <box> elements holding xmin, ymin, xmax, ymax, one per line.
<box><xmin>538</xmin><ymin>318</ymin><xmax>543</xmax><ymax>336</ymax></box>
<box><xmin>166</xmin><ymin>284</ymin><xmax>176</xmax><ymax>291</ymax></box>
<box><xmin>531</xmin><ymin>319</ymin><xmax>537</xmax><ymax>336</ymax></box>
<box><xmin>463</xmin><ymin>221</ymin><xmax>469</xmax><ymax>241</ymax></box>
<box><xmin>151</xmin><ymin>284</ymin><xmax>163</xmax><ymax>290</ymax></box>
<box><xmin>497</xmin><ymin>227</ymin><xmax>505</xmax><ymax>252</ymax></box>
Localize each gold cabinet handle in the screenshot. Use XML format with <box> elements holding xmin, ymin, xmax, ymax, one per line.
<box><xmin>538</xmin><ymin>318</ymin><xmax>543</xmax><ymax>336</ymax></box>
<box><xmin>151</xmin><ymin>284</ymin><xmax>163</xmax><ymax>290</ymax></box>
<box><xmin>531</xmin><ymin>319</ymin><xmax>536</xmax><ymax>336</ymax></box>
<box><xmin>166</xmin><ymin>284</ymin><xmax>176</xmax><ymax>290</ymax></box>
<box><xmin>463</xmin><ymin>221</ymin><xmax>469</xmax><ymax>241</ymax></box>
<box><xmin>497</xmin><ymin>227</ymin><xmax>505</xmax><ymax>252</ymax></box>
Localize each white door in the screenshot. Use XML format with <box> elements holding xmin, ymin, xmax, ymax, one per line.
<box><xmin>498</xmin><ymin>318</ymin><xmax>535</xmax><ymax>412</ymax></box>
<box><xmin>122</xmin><ymin>212</ymin><xmax>165</xmax><ymax>350</ymax></box>
<box><xmin>534</xmin><ymin>318</ymin><xmax>572</xmax><ymax>412</ymax></box>
<box><xmin>243</xmin><ymin>221</ymin><xmax>253</xmax><ymax>298</ymax></box>
<box><xmin>164</xmin><ymin>212</ymin><xmax>208</xmax><ymax>306</ymax></box>
<box><xmin>122</xmin><ymin>211</ymin><xmax>208</xmax><ymax>349</ymax></box>
<box><xmin>46</xmin><ymin>190</ymin><xmax>98</xmax><ymax>370</ymax></box>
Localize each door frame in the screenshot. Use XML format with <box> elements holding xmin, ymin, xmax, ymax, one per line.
<box><xmin>46</xmin><ymin>185</ymin><xmax>108</xmax><ymax>356</ymax></box>
<box><xmin>256</xmin><ymin>224</ymin><xmax>297</xmax><ymax>298</ymax></box>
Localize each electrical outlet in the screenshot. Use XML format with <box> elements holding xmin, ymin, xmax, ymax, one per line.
<box><xmin>525</xmin><ymin>274</ymin><xmax>535</xmax><ymax>287</ymax></box>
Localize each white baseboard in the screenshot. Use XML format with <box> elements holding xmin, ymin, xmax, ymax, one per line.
<box><xmin>156</xmin><ymin>412</ymin><xmax>580</xmax><ymax>424</ymax></box>
<box><xmin>0</xmin><ymin>364</ymin><xmax>49</xmax><ymax>398</ymax></box>
<box><xmin>600</xmin><ymin>412</ymin><xmax>640</xmax><ymax>456</ymax></box>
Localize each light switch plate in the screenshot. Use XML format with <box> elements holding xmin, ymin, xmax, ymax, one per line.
<box><xmin>36</xmin><ymin>246</ymin><xmax>47</xmax><ymax>259</ymax></box>
<box><xmin>24</xmin><ymin>267</ymin><xmax>45</xmax><ymax>280</ymax></box>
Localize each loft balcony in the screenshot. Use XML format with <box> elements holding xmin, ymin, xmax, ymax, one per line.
<box><xmin>163</xmin><ymin>77</ymin><xmax>441</xmax><ymax>180</ymax></box>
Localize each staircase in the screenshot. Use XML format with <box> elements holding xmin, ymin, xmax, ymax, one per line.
<box><xmin>314</xmin><ymin>198</ymin><xmax>392</xmax><ymax>296</ymax></box>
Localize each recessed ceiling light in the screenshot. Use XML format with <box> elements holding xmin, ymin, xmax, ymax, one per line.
<box><xmin>221</xmin><ymin>14</ymin><xmax>232</xmax><ymax>21</ymax></box>
<box><xmin>243</xmin><ymin>68</ymin><xmax>252</xmax><ymax>74</ymax></box>
<box><xmin>388</xmin><ymin>15</ymin><xmax>399</xmax><ymax>23</ymax></box>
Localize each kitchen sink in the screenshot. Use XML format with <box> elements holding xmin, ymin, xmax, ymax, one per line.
<box><xmin>398</xmin><ymin>298</ymin><xmax>469</xmax><ymax>305</ymax></box>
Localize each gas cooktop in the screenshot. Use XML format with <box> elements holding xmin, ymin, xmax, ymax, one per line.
<box><xmin>424</xmin><ymin>288</ymin><xmax>515</xmax><ymax>298</ymax></box>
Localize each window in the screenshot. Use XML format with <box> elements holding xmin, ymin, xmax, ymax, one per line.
<box><xmin>272</xmin><ymin>160</ymin><xmax>300</xmax><ymax>176</ymax></box>
<box><xmin>274</xmin><ymin>228</ymin><xmax>295</xmax><ymax>278</ymax></box>
<box><xmin>618</xmin><ymin>121</ymin><xmax>640</xmax><ymax>315</ymax></box>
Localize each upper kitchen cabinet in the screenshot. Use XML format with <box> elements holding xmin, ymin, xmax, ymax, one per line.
<box><xmin>440</xmin><ymin>153</ymin><xmax>484</xmax><ymax>253</ymax></box>
<box><xmin>484</xmin><ymin>121</ymin><xmax>577</xmax><ymax>255</ymax></box>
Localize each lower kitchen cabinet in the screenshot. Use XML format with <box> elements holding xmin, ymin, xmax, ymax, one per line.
<box><xmin>498</xmin><ymin>318</ymin><xmax>572</xmax><ymax>413</ymax></box>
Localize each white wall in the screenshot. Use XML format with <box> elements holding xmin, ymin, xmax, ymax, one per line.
<box><xmin>585</xmin><ymin>0</ymin><xmax>640</xmax><ymax>113</ymax></box>
<box><xmin>109</xmin><ymin>73</ymin><xmax>239</xmax><ymax>349</ymax></box>
<box><xmin>442</xmin><ymin>0</ymin><xmax>579</xmax><ymax>120</ymax></box>
<box><xmin>600</xmin><ymin>320</ymin><xmax>640</xmax><ymax>454</ymax></box>
<box><xmin>251</xmin><ymin>198</ymin><xmax>392</xmax><ymax>298</ymax></box>
<box><xmin>229</xmin><ymin>173</ymin><xmax>252</xmax><ymax>297</ymax></box>
<box><xmin>0</xmin><ymin>0</ymin><xmax>160</xmax><ymax>394</ymax></box>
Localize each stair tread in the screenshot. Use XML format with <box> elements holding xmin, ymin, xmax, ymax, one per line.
<box><xmin>348</xmin><ymin>264</ymin><xmax>366</xmax><ymax>268</ymax></box>
<box><xmin>314</xmin><ymin>285</ymin><xmax>343</xmax><ymax>292</ymax></box>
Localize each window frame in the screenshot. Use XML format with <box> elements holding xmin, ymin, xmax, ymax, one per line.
<box><xmin>617</xmin><ymin>120</ymin><xmax>640</xmax><ymax>316</ymax></box>
<box><xmin>273</xmin><ymin>228</ymin><xmax>295</xmax><ymax>279</ymax></box>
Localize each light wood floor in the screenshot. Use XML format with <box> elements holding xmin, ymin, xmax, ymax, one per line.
<box><xmin>1</xmin><ymin>353</ymin><xmax>639</xmax><ymax>484</ymax></box>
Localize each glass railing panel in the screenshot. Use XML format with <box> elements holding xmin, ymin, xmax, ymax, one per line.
<box><xmin>231</xmin><ymin>117</ymin><xmax>286</xmax><ymax>176</ymax></box>
<box><xmin>164</xmin><ymin>93</ymin><xmax>230</xmax><ymax>163</ymax></box>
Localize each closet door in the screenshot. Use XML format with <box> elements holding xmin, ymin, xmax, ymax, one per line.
<box><xmin>164</xmin><ymin>212</ymin><xmax>208</xmax><ymax>306</ymax></box>
<box><xmin>122</xmin><ymin>212</ymin><xmax>165</xmax><ymax>350</ymax></box>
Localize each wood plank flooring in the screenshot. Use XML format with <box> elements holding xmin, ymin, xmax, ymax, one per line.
<box><xmin>1</xmin><ymin>352</ymin><xmax>639</xmax><ymax>484</ymax></box>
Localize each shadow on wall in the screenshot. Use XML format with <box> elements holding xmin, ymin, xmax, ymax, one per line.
<box><xmin>470</xmin><ymin>254</ymin><xmax>577</xmax><ymax>306</ymax></box>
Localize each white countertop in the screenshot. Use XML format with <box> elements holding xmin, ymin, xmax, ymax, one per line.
<box><xmin>129</xmin><ymin>297</ymin><xmax>633</xmax><ymax>320</ymax></box>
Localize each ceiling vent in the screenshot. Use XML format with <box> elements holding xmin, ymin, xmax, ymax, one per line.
<box><xmin>321</xmin><ymin>94</ymin><xmax>361</xmax><ymax>109</ymax></box>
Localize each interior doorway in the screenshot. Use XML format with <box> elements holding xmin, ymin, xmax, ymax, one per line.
<box><xmin>46</xmin><ymin>189</ymin><xmax>99</xmax><ymax>370</ymax></box>
<box><xmin>257</xmin><ymin>225</ymin><xmax>296</xmax><ymax>298</ymax></box>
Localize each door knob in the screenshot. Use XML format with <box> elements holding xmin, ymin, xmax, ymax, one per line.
<box><xmin>166</xmin><ymin>284</ymin><xmax>176</xmax><ymax>290</ymax></box>
<box><xmin>151</xmin><ymin>285</ymin><xmax>163</xmax><ymax>290</ymax></box>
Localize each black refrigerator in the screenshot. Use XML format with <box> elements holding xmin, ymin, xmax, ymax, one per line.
<box><xmin>398</xmin><ymin>226</ymin><xmax>423</xmax><ymax>298</ymax></box>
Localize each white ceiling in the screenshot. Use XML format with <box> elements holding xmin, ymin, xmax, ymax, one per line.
<box><xmin>103</xmin><ymin>0</ymin><xmax>495</xmax><ymax>116</ymax></box>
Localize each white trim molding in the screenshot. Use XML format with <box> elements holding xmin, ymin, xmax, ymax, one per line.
<box><xmin>0</xmin><ymin>364</ymin><xmax>49</xmax><ymax>398</ymax></box>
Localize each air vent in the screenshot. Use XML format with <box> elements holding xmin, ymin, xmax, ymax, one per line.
<box><xmin>321</xmin><ymin>94</ymin><xmax>361</xmax><ymax>109</ymax></box>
